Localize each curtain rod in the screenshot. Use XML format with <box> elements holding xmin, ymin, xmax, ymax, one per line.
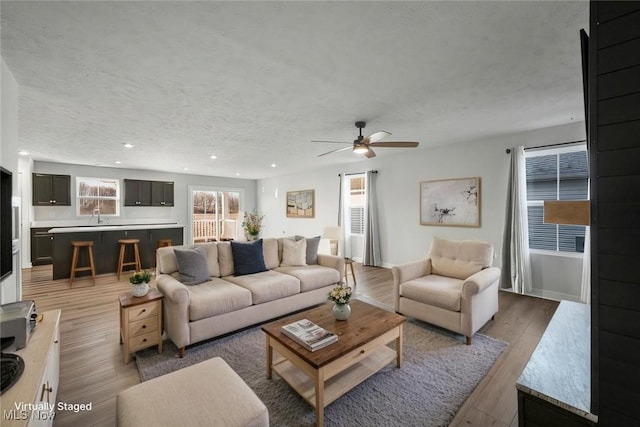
<box><xmin>338</xmin><ymin>170</ymin><xmax>378</xmax><ymax>177</ymax></box>
<box><xmin>505</xmin><ymin>140</ymin><xmax>586</xmax><ymax>154</ymax></box>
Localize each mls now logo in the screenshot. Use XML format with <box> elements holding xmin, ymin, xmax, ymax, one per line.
<box><xmin>3</xmin><ymin>410</ymin><xmax>29</xmax><ymax>421</ymax></box>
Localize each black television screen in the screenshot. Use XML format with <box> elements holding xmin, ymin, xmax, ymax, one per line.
<box><xmin>1</xmin><ymin>166</ymin><xmax>13</xmax><ymax>282</ymax></box>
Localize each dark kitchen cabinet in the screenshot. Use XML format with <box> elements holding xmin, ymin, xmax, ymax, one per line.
<box><xmin>32</xmin><ymin>173</ymin><xmax>71</xmax><ymax>206</ymax></box>
<box><xmin>151</xmin><ymin>181</ymin><xmax>174</xmax><ymax>206</ymax></box>
<box><xmin>31</xmin><ymin>228</ymin><xmax>53</xmax><ymax>265</ymax></box>
<box><xmin>124</xmin><ymin>179</ymin><xmax>152</xmax><ymax>206</ymax></box>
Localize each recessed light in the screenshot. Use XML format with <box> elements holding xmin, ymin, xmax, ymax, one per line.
<box><xmin>183</xmin><ymin>167</ymin><xmax>190</xmax><ymax>171</ymax></box>
<box><xmin>123</xmin><ymin>143</ymin><xmax>134</xmax><ymax>148</ymax></box>
<box><xmin>271</xmin><ymin>163</ymin><xmax>276</xmax><ymax>168</ymax></box>
<box><xmin>236</xmin><ymin>172</ymin><xmax>240</xmax><ymax>176</ymax></box>
<box><xmin>210</xmin><ymin>155</ymin><xmax>217</xmax><ymax>160</ymax></box>
<box><xmin>114</xmin><ymin>160</ymin><xmax>122</xmax><ymax>164</ymax></box>
<box><xmin>18</xmin><ymin>150</ymin><xmax>29</xmax><ymax>155</ymax></box>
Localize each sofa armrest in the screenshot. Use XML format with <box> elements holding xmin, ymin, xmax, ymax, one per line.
<box><xmin>156</xmin><ymin>273</ymin><xmax>191</xmax><ymax>349</ymax></box>
<box><xmin>462</xmin><ymin>267</ymin><xmax>500</xmax><ymax>298</ymax></box>
<box><xmin>317</xmin><ymin>254</ymin><xmax>345</xmax><ymax>275</ymax></box>
<box><xmin>391</xmin><ymin>259</ymin><xmax>432</xmax><ymax>287</ymax></box>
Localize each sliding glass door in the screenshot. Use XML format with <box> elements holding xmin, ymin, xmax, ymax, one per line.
<box><xmin>190</xmin><ymin>188</ymin><xmax>241</xmax><ymax>243</ymax></box>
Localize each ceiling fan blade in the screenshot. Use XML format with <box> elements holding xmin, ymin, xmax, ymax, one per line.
<box><xmin>318</xmin><ymin>146</ymin><xmax>352</xmax><ymax>157</ymax></box>
<box><xmin>369</xmin><ymin>141</ymin><xmax>419</xmax><ymax>148</ymax></box>
<box><xmin>363</xmin><ymin>148</ymin><xmax>376</xmax><ymax>158</ymax></box>
<box><xmin>367</xmin><ymin>131</ymin><xmax>391</xmax><ymax>143</ymax></box>
<box><xmin>311</xmin><ymin>140</ymin><xmax>351</xmax><ymax>144</ymax></box>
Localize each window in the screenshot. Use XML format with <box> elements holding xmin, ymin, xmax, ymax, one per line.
<box><xmin>76</xmin><ymin>177</ymin><xmax>120</xmax><ymax>216</ymax></box>
<box><xmin>525</xmin><ymin>145</ymin><xmax>588</xmax><ymax>253</ymax></box>
<box><xmin>191</xmin><ymin>190</ymin><xmax>241</xmax><ymax>242</ymax></box>
<box><xmin>348</xmin><ymin>175</ymin><xmax>365</xmax><ymax>235</ymax></box>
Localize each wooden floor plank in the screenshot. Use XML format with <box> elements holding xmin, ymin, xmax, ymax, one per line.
<box><xmin>20</xmin><ymin>263</ymin><xmax>557</xmax><ymax>426</ymax></box>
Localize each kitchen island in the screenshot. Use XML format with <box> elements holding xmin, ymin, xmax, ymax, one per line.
<box><xmin>48</xmin><ymin>224</ymin><xmax>184</xmax><ymax>280</ymax></box>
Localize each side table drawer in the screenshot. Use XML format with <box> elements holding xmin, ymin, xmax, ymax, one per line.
<box><xmin>128</xmin><ymin>316</ymin><xmax>158</xmax><ymax>338</ymax></box>
<box><xmin>129</xmin><ymin>331</ymin><xmax>160</xmax><ymax>353</ymax></box>
<box><xmin>127</xmin><ymin>301</ymin><xmax>159</xmax><ymax>322</ymax></box>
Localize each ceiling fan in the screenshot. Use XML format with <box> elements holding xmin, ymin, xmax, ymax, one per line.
<box><xmin>313</xmin><ymin>121</ymin><xmax>419</xmax><ymax>158</ymax></box>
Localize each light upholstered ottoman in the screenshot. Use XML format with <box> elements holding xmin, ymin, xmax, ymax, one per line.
<box><xmin>117</xmin><ymin>357</ymin><xmax>269</xmax><ymax>427</ymax></box>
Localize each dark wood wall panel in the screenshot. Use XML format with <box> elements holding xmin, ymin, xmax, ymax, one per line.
<box><xmin>599</xmin><ymin>305</ymin><xmax>640</xmax><ymax>339</ymax></box>
<box><xmin>585</xmin><ymin>1</ymin><xmax>640</xmax><ymax>421</ymax></box>
<box><xmin>597</xmin><ymin>10</ymin><xmax>640</xmax><ymax>48</ymax></box>
<box><xmin>597</xmin><ymin>121</ymin><xmax>640</xmax><ymax>151</ymax></box>
<box><xmin>599</xmin><ymin>254</ymin><xmax>638</xmax><ymax>284</ymax></box>
<box><xmin>597</xmin><ymin>38</ymin><xmax>640</xmax><ymax>74</ymax></box>
<box><xmin>597</xmin><ymin>176</ymin><xmax>640</xmax><ymax>201</ymax></box>
<box><xmin>597</xmin><ymin>93</ymin><xmax>640</xmax><ymax>124</ymax></box>
<box><xmin>597</xmin><ymin>147</ymin><xmax>640</xmax><ymax>176</ymax></box>
<box><xmin>597</xmin><ymin>65</ymin><xmax>640</xmax><ymax>99</ymax></box>
<box><xmin>600</xmin><ymin>280</ymin><xmax>640</xmax><ymax>313</ymax></box>
<box><xmin>597</xmin><ymin>1</ymin><xmax>640</xmax><ymax>22</ymax></box>
<box><xmin>597</xmin><ymin>229</ymin><xmax>640</xmax><ymax>255</ymax></box>
<box><xmin>597</xmin><ymin>203</ymin><xmax>640</xmax><ymax>228</ymax></box>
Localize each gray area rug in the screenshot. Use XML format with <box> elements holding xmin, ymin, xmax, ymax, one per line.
<box><xmin>136</xmin><ymin>301</ymin><xmax>507</xmax><ymax>427</ymax></box>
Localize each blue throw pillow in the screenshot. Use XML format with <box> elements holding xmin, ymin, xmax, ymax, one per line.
<box><xmin>231</xmin><ymin>239</ymin><xmax>268</xmax><ymax>276</ymax></box>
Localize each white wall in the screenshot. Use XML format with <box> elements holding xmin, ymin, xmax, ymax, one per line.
<box><xmin>258</xmin><ymin>121</ymin><xmax>587</xmax><ymax>299</ymax></box>
<box><xmin>1</xmin><ymin>57</ymin><xmax>20</xmax><ymax>303</ymax></box>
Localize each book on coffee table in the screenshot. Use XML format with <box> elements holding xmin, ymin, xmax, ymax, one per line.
<box><xmin>281</xmin><ymin>319</ymin><xmax>338</xmax><ymax>352</ymax></box>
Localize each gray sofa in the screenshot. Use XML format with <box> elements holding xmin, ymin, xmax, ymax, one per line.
<box><xmin>156</xmin><ymin>238</ymin><xmax>344</xmax><ymax>357</ymax></box>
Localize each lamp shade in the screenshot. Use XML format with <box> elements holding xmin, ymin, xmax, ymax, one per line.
<box><xmin>323</xmin><ymin>226</ymin><xmax>342</xmax><ymax>240</ymax></box>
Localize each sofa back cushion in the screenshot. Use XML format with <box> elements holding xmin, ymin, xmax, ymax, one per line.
<box><xmin>428</xmin><ymin>237</ymin><xmax>494</xmax><ymax>280</ymax></box>
<box><xmin>262</xmin><ymin>238</ymin><xmax>280</xmax><ymax>270</ymax></box>
<box><xmin>217</xmin><ymin>242</ymin><xmax>234</xmax><ymax>277</ymax></box>
<box><xmin>156</xmin><ymin>244</ymin><xmax>221</xmax><ymax>277</ymax></box>
<box><xmin>231</xmin><ymin>239</ymin><xmax>268</xmax><ymax>276</ymax></box>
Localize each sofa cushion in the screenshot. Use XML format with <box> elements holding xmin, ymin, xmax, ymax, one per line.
<box><xmin>217</xmin><ymin>242</ymin><xmax>234</xmax><ymax>277</ymax></box>
<box><xmin>224</xmin><ymin>270</ymin><xmax>300</xmax><ymax>304</ymax></box>
<box><xmin>296</xmin><ymin>235</ymin><xmax>321</xmax><ymax>265</ymax></box>
<box><xmin>399</xmin><ymin>274</ymin><xmax>463</xmax><ymax>312</ymax></box>
<box><xmin>174</xmin><ymin>246</ymin><xmax>210</xmax><ymax>286</ymax></box>
<box><xmin>262</xmin><ymin>238</ymin><xmax>280</xmax><ymax>270</ymax></box>
<box><xmin>429</xmin><ymin>237</ymin><xmax>493</xmax><ymax>280</ymax></box>
<box><xmin>187</xmin><ymin>278</ymin><xmax>253</xmax><ymax>321</ymax></box>
<box><xmin>281</xmin><ymin>238</ymin><xmax>307</xmax><ymax>267</ymax></box>
<box><xmin>231</xmin><ymin>239</ymin><xmax>268</xmax><ymax>276</ymax></box>
<box><xmin>275</xmin><ymin>265</ymin><xmax>340</xmax><ymax>292</ymax></box>
<box><xmin>196</xmin><ymin>243</ymin><xmax>221</xmax><ymax>278</ymax></box>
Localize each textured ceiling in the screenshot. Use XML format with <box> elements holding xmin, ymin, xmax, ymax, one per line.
<box><xmin>1</xmin><ymin>1</ymin><xmax>588</xmax><ymax>179</ymax></box>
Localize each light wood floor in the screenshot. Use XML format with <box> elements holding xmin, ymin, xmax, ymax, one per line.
<box><xmin>21</xmin><ymin>263</ymin><xmax>558</xmax><ymax>427</ymax></box>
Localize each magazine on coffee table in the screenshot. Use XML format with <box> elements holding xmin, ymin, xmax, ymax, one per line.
<box><xmin>281</xmin><ymin>319</ymin><xmax>338</xmax><ymax>352</ymax></box>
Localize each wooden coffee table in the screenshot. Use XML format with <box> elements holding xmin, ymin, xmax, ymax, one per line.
<box><xmin>262</xmin><ymin>299</ymin><xmax>405</xmax><ymax>426</ymax></box>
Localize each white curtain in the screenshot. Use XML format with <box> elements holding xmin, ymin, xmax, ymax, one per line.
<box><xmin>363</xmin><ymin>171</ymin><xmax>382</xmax><ymax>266</ymax></box>
<box><xmin>337</xmin><ymin>173</ymin><xmax>351</xmax><ymax>258</ymax></box>
<box><xmin>501</xmin><ymin>146</ymin><xmax>533</xmax><ymax>293</ymax></box>
<box><xmin>580</xmin><ymin>227</ymin><xmax>591</xmax><ymax>304</ymax></box>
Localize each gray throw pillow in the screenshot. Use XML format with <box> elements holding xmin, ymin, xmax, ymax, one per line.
<box><xmin>174</xmin><ymin>246</ymin><xmax>210</xmax><ymax>286</ymax></box>
<box><xmin>305</xmin><ymin>236</ymin><xmax>321</xmax><ymax>265</ymax></box>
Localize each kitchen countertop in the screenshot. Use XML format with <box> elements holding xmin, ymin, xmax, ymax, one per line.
<box><xmin>48</xmin><ymin>223</ymin><xmax>185</xmax><ymax>233</ymax></box>
<box><xmin>31</xmin><ymin>218</ymin><xmax>178</xmax><ymax>228</ymax></box>
<box><xmin>516</xmin><ymin>300</ymin><xmax>596</xmax><ymax>423</ymax></box>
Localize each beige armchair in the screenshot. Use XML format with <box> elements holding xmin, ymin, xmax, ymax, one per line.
<box><xmin>392</xmin><ymin>237</ymin><xmax>500</xmax><ymax>344</ymax></box>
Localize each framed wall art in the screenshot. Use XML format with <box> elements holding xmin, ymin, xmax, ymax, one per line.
<box><xmin>286</xmin><ymin>189</ymin><xmax>315</xmax><ymax>218</ymax></box>
<box><xmin>420</xmin><ymin>177</ymin><xmax>480</xmax><ymax>227</ymax></box>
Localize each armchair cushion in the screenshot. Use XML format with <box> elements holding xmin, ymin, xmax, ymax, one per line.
<box><xmin>400</xmin><ymin>275</ymin><xmax>463</xmax><ymax>311</ymax></box>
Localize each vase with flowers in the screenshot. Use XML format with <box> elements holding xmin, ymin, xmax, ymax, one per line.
<box><xmin>129</xmin><ymin>270</ymin><xmax>152</xmax><ymax>297</ymax></box>
<box><xmin>242</xmin><ymin>211</ymin><xmax>264</xmax><ymax>241</ymax></box>
<box><xmin>328</xmin><ymin>283</ymin><xmax>353</xmax><ymax>320</ymax></box>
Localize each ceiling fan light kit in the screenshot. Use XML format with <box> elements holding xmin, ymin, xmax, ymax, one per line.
<box><xmin>314</xmin><ymin>121</ymin><xmax>420</xmax><ymax>158</ymax></box>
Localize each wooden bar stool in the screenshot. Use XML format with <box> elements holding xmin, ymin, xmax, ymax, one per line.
<box><xmin>118</xmin><ymin>239</ymin><xmax>142</xmax><ymax>281</ymax></box>
<box><xmin>156</xmin><ymin>239</ymin><xmax>172</xmax><ymax>249</ymax></box>
<box><xmin>70</xmin><ymin>241</ymin><xmax>96</xmax><ymax>285</ymax></box>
